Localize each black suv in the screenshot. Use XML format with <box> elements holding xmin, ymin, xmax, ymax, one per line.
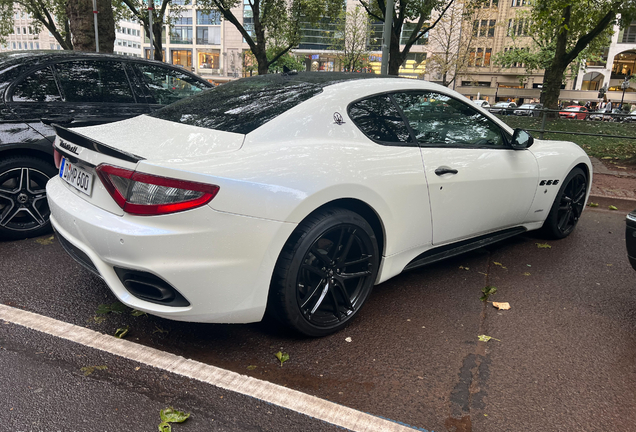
<box><xmin>0</xmin><ymin>51</ymin><xmax>213</xmax><ymax>239</ymax></box>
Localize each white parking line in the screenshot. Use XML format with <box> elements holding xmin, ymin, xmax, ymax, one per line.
<box><xmin>0</xmin><ymin>304</ymin><xmax>423</xmax><ymax>432</ymax></box>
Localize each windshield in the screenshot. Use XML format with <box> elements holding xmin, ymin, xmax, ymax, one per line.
<box><xmin>150</xmin><ymin>72</ymin><xmax>380</xmax><ymax>134</ymax></box>
<box><xmin>564</xmin><ymin>106</ymin><xmax>580</xmax><ymax>111</ymax></box>
<box><xmin>520</xmin><ymin>104</ymin><xmax>534</xmax><ymax>108</ymax></box>
<box><xmin>494</xmin><ymin>102</ymin><xmax>508</xmax><ymax>107</ymax></box>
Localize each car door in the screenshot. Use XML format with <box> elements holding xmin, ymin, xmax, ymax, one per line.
<box><xmin>392</xmin><ymin>91</ymin><xmax>539</xmax><ymax>245</ymax></box>
<box><xmin>51</xmin><ymin>59</ymin><xmax>149</xmax><ymax>127</ymax></box>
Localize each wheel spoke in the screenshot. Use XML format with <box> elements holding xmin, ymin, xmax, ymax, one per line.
<box><xmin>309</xmin><ymin>281</ymin><xmax>330</xmax><ymax>315</ymax></box>
<box><xmin>310</xmin><ymin>245</ymin><xmax>331</xmax><ymax>266</ymax></box>
<box><xmin>0</xmin><ymin>203</ymin><xmax>20</xmax><ymax>227</ymax></box>
<box><xmin>301</xmin><ymin>264</ymin><xmax>327</xmax><ymax>279</ymax></box>
<box><xmin>341</xmin><ymin>254</ymin><xmax>372</xmax><ymax>267</ymax></box>
<box><xmin>336</xmin><ymin>228</ymin><xmax>357</xmax><ymax>265</ymax></box>
<box><xmin>300</xmin><ymin>277</ymin><xmax>325</xmax><ymax>309</ymax></box>
<box><xmin>338</xmin><ymin>270</ymin><xmax>372</xmax><ymax>281</ymax></box>
<box><xmin>328</xmin><ymin>287</ymin><xmax>345</xmax><ymax>321</ymax></box>
<box><xmin>18</xmin><ymin>168</ymin><xmax>29</xmax><ymax>191</ymax></box>
<box><xmin>333</xmin><ymin>282</ymin><xmax>354</xmax><ymax>311</ymax></box>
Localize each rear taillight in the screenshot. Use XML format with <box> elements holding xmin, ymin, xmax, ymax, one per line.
<box><xmin>53</xmin><ymin>148</ymin><xmax>62</xmax><ymax>169</ymax></box>
<box><xmin>95</xmin><ymin>164</ymin><xmax>219</xmax><ymax>216</ymax></box>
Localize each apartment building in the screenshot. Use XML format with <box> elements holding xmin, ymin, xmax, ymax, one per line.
<box><xmin>0</xmin><ymin>9</ymin><xmax>63</xmax><ymax>52</ymax></box>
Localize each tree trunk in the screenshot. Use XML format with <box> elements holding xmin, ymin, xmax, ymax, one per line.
<box><xmin>255</xmin><ymin>48</ymin><xmax>269</xmax><ymax>75</ymax></box>
<box><xmin>67</xmin><ymin>0</ymin><xmax>115</xmax><ymax>52</ymax></box>
<box><xmin>152</xmin><ymin>24</ymin><xmax>163</xmax><ymax>61</ymax></box>
<box><xmin>540</xmin><ymin>65</ymin><xmax>566</xmax><ymax>110</ymax></box>
<box><xmin>387</xmin><ymin>26</ymin><xmax>403</xmax><ymax>75</ymax></box>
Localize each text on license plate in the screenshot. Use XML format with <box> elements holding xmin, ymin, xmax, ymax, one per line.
<box><xmin>59</xmin><ymin>157</ymin><xmax>93</xmax><ymax>196</ymax></box>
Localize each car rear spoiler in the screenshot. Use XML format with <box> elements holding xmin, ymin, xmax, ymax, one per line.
<box><xmin>53</xmin><ymin>124</ymin><xmax>145</xmax><ymax>164</ymax></box>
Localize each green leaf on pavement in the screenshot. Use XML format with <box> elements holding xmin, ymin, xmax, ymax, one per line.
<box><xmin>131</xmin><ymin>309</ymin><xmax>147</xmax><ymax>317</ymax></box>
<box><xmin>247</xmin><ymin>365</ymin><xmax>257</xmax><ymax>370</ymax></box>
<box><xmin>480</xmin><ymin>285</ymin><xmax>497</xmax><ymax>302</ymax></box>
<box><xmin>478</xmin><ymin>335</ymin><xmax>500</xmax><ymax>342</ymax></box>
<box><xmin>587</xmin><ymin>202</ymin><xmax>599</xmax><ymax>207</ymax></box>
<box><xmin>160</xmin><ymin>407</ymin><xmax>191</xmax><ymax>424</ymax></box>
<box><xmin>80</xmin><ymin>365</ymin><xmax>108</xmax><ymax>376</ymax></box>
<box><xmin>609</xmin><ymin>205</ymin><xmax>618</xmax><ymax>210</ymax></box>
<box><xmin>96</xmin><ymin>302</ymin><xmax>129</xmax><ymax>315</ymax></box>
<box><xmin>158</xmin><ymin>421</ymin><xmax>171</xmax><ymax>432</ymax></box>
<box><xmin>114</xmin><ymin>326</ymin><xmax>129</xmax><ymax>339</ymax></box>
<box><xmin>536</xmin><ymin>243</ymin><xmax>552</xmax><ymax>249</ymax></box>
<box><xmin>275</xmin><ymin>351</ymin><xmax>290</xmax><ymax>366</ymax></box>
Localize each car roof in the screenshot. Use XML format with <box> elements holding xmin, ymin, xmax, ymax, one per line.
<box><xmin>0</xmin><ymin>50</ymin><xmax>212</xmax><ymax>92</ymax></box>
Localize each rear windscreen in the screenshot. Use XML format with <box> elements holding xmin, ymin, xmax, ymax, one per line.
<box><xmin>150</xmin><ymin>72</ymin><xmax>381</xmax><ymax>134</ymax></box>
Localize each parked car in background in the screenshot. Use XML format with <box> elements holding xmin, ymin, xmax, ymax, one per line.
<box><xmin>626</xmin><ymin>210</ymin><xmax>636</xmax><ymax>271</ymax></box>
<box><xmin>489</xmin><ymin>101</ymin><xmax>517</xmax><ymax>115</ymax></box>
<box><xmin>559</xmin><ymin>105</ymin><xmax>589</xmax><ymax>120</ymax></box>
<box><xmin>603</xmin><ymin>108</ymin><xmax>625</xmax><ymax>122</ymax></box>
<box><xmin>0</xmin><ymin>51</ymin><xmax>213</xmax><ymax>240</ymax></box>
<box><xmin>623</xmin><ymin>109</ymin><xmax>636</xmax><ymax>123</ymax></box>
<box><xmin>589</xmin><ymin>109</ymin><xmax>606</xmax><ymax>121</ymax></box>
<box><xmin>514</xmin><ymin>103</ymin><xmax>544</xmax><ymax>117</ymax></box>
<box><xmin>473</xmin><ymin>100</ymin><xmax>490</xmax><ymax>109</ymax></box>
<box><xmin>47</xmin><ymin>72</ymin><xmax>592</xmax><ymax>336</ymax></box>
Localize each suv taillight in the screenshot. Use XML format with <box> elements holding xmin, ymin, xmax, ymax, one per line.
<box><xmin>95</xmin><ymin>164</ymin><xmax>219</xmax><ymax>216</ymax></box>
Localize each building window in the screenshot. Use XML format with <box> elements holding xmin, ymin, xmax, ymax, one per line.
<box><xmin>198</xmin><ymin>50</ymin><xmax>220</xmax><ymax>69</ymax></box>
<box><xmin>621</xmin><ymin>23</ymin><xmax>636</xmax><ymax>43</ymax></box>
<box><xmin>400</xmin><ymin>22</ymin><xmax>428</xmax><ymax>45</ymax></box>
<box><xmin>171</xmin><ymin>26</ymin><xmax>193</xmax><ymax>44</ymax></box>
<box><xmin>196</xmin><ymin>26</ymin><xmax>221</xmax><ymax>44</ymax></box>
<box><xmin>243</xmin><ymin>0</ymin><xmax>255</xmax><ymax>40</ymax></box>
<box><xmin>175</xmin><ymin>10</ymin><xmax>193</xmax><ymax>25</ymax></box>
<box><xmin>484</xmin><ymin>48</ymin><xmax>492</xmax><ymax>66</ymax></box>
<box><xmin>511</xmin><ymin>0</ymin><xmax>526</xmax><ymax>6</ymax></box>
<box><xmin>197</xmin><ymin>10</ymin><xmax>221</xmax><ymax>25</ymax></box>
<box><xmin>468</xmin><ymin>48</ymin><xmax>475</xmax><ymax>66</ymax></box>
<box><xmin>171</xmin><ymin>49</ymin><xmax>192</xmax><ymax>68</ymax></box>
<box><xmin>488</xmin><ymin>20</ymin><xmax>496</xmax><ymax>37</ymax></box>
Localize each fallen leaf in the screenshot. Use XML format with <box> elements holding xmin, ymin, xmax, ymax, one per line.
<box><xmin>587</xmin><ymin>202</ymin><xmax>599</xmax><ymax>207</ymax></box>
<box><xmin>135</xmin><ymin>367</ymin><xmax>141</xmax><ymax>371</ymax></box>
<box><xmin>92</xmin><ymin>315</ymin><xmax>106</xmax><ymax>324</ymax></box>
<box><xmin>492</xmin><ymin>302</ymin><xmax>511</xmax><ymax>310</ymax></box>
<box><xmin>96</xmin><ymin>302</ymin><xmax>128</xmax><ymax>315</ymax></box>
<box><xmin>459</xmin><ymin>266</ymin><xmax>470</xmax><ymax>270</ymax></box>
<box><xmin>522</xmin><ymin>272</ymin><xmax>531</xmax><ymax>276</ymax></box>
<box><xmin>345</xmin><ymin>337</ymin><xmax>352</xmax><ymax>343</ymax></box>
<box><xmin>478</xmin><ymin>335</ymin><xmax>500</xmax><ymax>342</ymax></box>
<box><xmin>480</xmin><ymin>285</ymin><xmax>497</xmax><ymax>301</ymax></box>
<box><xmin>114</xmin><ymin>326</ymin><xmax>129</xmax><ymax>339</ymax></box>
<box><xmin>493</xmin><ymin>262</ymin><xmax>507</xmax><ymax>270</ymax></box>
<box><xmin>80</xmin><ymin>365</ymin><xmax>108</xmax><ymax>376</ymax></box>
<box><xmin>35</xmin><ymin>235</ymin><xmax>54</xmax><ymax>245</ymax></box>
<box><xmin>247</xmin><ymin>365</ymin><xmax>257</xmax><ymax>370</ymax></box>
<box><xmin>131</xmin><ymin>309</ymin><xmax>147</xmax><ymax>317</ymax></box>
<box><xmin>160</xmin><ymin>408</ymin><xmax>190</xmax><ymax>424</ymax></box>
<box><xmin>275</xmin><ymin>351</ymin><xmax>290</xmax><ymax>366</ymax></box>
<box><xmin>609</xmin><ymin>205</ymin><xmax>618</xmax><ymax>210</ymax></box>
<box><xmin>536</xmin><ymin>243</ymin><xmax>552</xmax><ymax>249</ymax></box>
<box><xmin>153</xmin><ymin>325</ymin><xmax>169</xmax><ymax>334</ymax></box>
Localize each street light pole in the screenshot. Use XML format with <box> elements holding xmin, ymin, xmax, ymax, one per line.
<box><xmin>620</xmin><ymin>76</ymin><xmax>631</xmax><ymax>109</ymax></box>
<box><xmin>148</xmin><ymin>0</ymin><xmax>154</xmax><ymax>60</ymax></box>
<box><xmin>92</xmin><ymin>0</ymin><xmax>99</xmax><ymax>52</ymax></box>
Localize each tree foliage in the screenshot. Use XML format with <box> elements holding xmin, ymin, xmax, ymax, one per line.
<box><xmin>331</xmin><ymin>6</ymin><xmax>373</xmax><ymax>72</ymax></box>
<box><xmin>198</xmin><ymin>0</ymin><xmax>342</xmax><ymax>74</ymax></box>
<box><xmin>358</xmin><ymin>0</ymin><xmax>455</xmax><ymax>75</ymax></box>
<box><xmin>426</xmin><ymin>0</ymin><xmax>486</xmax><ymax>86</ymax></box>
<box><xmin>494</xmin><ymin>0</ymin><xmax>636</xmax><ymax>108</ymax></box>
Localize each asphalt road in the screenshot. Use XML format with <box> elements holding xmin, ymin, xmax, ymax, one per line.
<box><xmin>1</xmin><ymin>207</ymin><xmax>635</xmax><ymax>432</ymax></box>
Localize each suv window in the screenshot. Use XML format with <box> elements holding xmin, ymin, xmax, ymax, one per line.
<box><xmin>54</xmin><ymin>60</ymin><xmax>135</xmax><ymax>103</ymax></box>
<box><xmin>136</xmin><ymin>64</ymin><xmax>208</xmax><ymax>105</ymax></box>
<box><xmin>12</xmin><ymin>66</ymin><xmax>62</xmax><ymax>102</ymax></box>
<box><xmin>392</xmin><ymin>91</ymin><xmax>505</xmax><ymax>147</ymax></box>
<box><xmin>348</xmin><ymin>95</ymin><xmax>412</xmax><ymax>144</ymax></box>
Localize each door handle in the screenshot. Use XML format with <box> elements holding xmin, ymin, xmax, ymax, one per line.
<box><xmin>435</xmin><ymin>167</ymin><xmax>458</xmax><ymax>176</ymax></box>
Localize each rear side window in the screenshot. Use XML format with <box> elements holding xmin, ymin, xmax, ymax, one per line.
<box><xmin>348</xmin><ymin>95</ymin><xmax>412</xmax><ymax>145</ymax></box>
<box><xmin>54</xmin><ymin>60</ymin><xmax>135</xmax><ymax>103</ymax></box>
<box><xmin>135</xmin><ymin>64</ymin><xmax>208</xmax><ymax>105</ymax></box>
<box><xmin>12</xmin><ymin>66</ymin><xmax>62</xmax><ymax>102</ymax></box>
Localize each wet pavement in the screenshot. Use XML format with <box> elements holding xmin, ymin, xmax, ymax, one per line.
<box><xmin>1</xmin><ymin>207</ymin><xmax>636</xmax><ymax>431</ymax></box>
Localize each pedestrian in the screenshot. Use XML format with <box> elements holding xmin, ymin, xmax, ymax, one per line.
<box><xmin>604</xmin><ymin>100</ymin><xmax>613</xmax><ymax>121</ymax></box>
<box><xmin>585</xmin><ymin>101</ymin><xmax>590</xmax><ymax>109</ymax></box>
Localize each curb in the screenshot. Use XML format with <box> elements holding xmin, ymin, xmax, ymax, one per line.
<box><xmin>588</xmin><ymin>194</ymin><xmax>636</xmax><ymax>213</ymax></box>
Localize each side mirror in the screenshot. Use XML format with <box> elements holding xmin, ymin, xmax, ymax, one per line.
<box><xmin>511</xmin><ymin>128</ymin><xmax>534</xmax><ymax>149</ymax></box>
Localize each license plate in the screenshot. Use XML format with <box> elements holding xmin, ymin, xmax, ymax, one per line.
<box><xmin>59</xmin><ymin>157</ymin><xmax>93</xmax><ymax>196</ymax></box>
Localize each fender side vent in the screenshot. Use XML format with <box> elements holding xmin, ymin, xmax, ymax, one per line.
<box><xmin>114</xmin><ymin>267</ymin><xmax>190</xmax><ymax>307</ymax></box>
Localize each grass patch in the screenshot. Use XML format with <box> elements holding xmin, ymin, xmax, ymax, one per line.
<box><xmin>497</xmin><ymin>116</ymin><xmax>636</xmax><ymax>162</ymax></box>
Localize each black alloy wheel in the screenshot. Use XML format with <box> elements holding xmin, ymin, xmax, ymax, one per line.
<box><xmin>540</xmin><ymin>167</ymin><xmax>587</xmax><ymax>239</ymax></box>
<box><xmin>0</xmin><ymin>157</ymin><xmax>57</xmax><ymax>240</ymax></box>
<box><xmin>270</xmin><ymin>208</ymin><xmax>379</xmax><ymax>337</ymax></box>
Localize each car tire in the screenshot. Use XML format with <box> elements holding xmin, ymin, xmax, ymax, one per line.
<box><xmin>0</xmin><ymin>156</ymin><xmax>57</xmax><ymax>240</ymax></box>
<box><xmin>269</xmin><ymin>208</ymin><xmax>380</xmax><ymax>337</ymax></box>
<box><xmin>539</xmin><ymin>167</ymin><xmax>587</xmax><ymax>240</ymax></box>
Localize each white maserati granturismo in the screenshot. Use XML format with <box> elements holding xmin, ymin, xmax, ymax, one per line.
<box><xmin>47</xmin><ymin>73</ymin><xmax>592</xmax><ymax>336</ymax></box>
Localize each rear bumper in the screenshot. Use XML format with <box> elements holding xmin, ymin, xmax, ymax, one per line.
<box><xmin>47</xmin><ymin>176</ymin><xmax>296</xmax><ymax>323</ymax></box>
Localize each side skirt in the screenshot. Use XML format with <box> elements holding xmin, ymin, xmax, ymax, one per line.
<box><xmin>404</xmin><ymin>227</ymin><xmax>527</xmax><ymax>271</ymax></box>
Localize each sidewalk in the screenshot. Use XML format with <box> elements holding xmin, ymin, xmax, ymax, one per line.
<box><xmin>589</xmin><ymin>156</ymin><xmax>636</xmax><ymax>212</ymax></box>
